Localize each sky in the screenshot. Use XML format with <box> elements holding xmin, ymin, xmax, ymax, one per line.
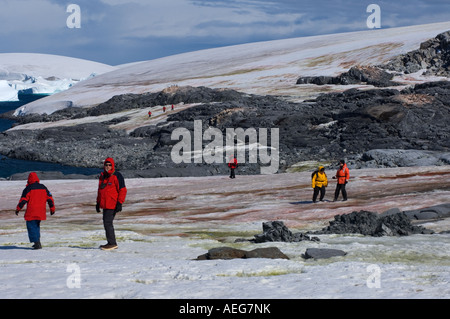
<box><xmin>0</xmin><ymin>0</ymin><xmax>449</xmax><ymax>66</ymax></box>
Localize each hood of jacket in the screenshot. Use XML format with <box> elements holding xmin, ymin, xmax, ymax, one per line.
<box><xmin>104</xmin><ymin>157</ymin><xmax>115</xmax><ymax>175</ymax></box>
<box><xmin>27</xmin><ymin>172</ymin><xmax>40</xmax><ymax>186</ymax></box>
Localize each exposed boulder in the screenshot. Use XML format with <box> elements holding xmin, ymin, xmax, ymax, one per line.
<box><xmin>401</xmin><ymin>203</ymin><xmax>450</xmax><ymax>220</ymax></box>
<box><xmin>314</xmin><ymin>210</ymin><xmax>433</xmax><ymax>236</ymax></box>
<box><xmin>251</xmin><ymin>221</ymin><xmax>320</xmax><ymax>243</ymax></box>
<box><xmin>302</xmin><ymin>248</ymin><xmax>347</xmax><ymax>260</ymax></box>
<box><xmin>196</xmin><ymin>246</ymin><xmax>289</xmax><ymax>260</ymax></box>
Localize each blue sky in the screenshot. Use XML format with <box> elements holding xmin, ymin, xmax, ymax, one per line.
<box><xmin>0</xmin><ymin>0</ymin><xmax>449</xmax><ymax>66</ymax></box>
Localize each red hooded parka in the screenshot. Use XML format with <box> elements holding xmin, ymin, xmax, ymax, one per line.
<box><xmin>228</xmin><ymin>157</ymin><xmax>238</xmax><ymax>169</ymax></box>
<box><xmin>335</xmin><ymin>163</ymin><xmax>350</xmax><ymax>184</ymax></box>
<box><xmin>97</xmin><ymin>158</ymin><xmax>127</xmax><ymax>210</ymax></box>
<box><xmin>16</xmin><ymin>172</ymin><xmax>55</xmax><ymax>221</ymax></box>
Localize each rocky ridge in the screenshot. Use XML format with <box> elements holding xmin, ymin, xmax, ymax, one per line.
<box><xmin>1</xmin><ymin>80</ymin><xmax>450</xmax><ymax>179</ymax></box>
<box><xmin>297</xmin><ymin>30</ymin><xmax>450</xmax><ymax>86</ymax></box>
<box><xmin>296</xmin><ymin>65</ymin><xmax>399</xmax><ymax>87</ymax></box>
<box><xmin>0</xmin><ymin>32</ymin><xmax>450</xmax><ymax>179</ymax></box>
<box><xmin>384</xmin><ymin>30</ymin><xmax>450</xmax><ymax>76</ymax></box>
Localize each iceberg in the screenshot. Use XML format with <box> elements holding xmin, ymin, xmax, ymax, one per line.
<box><xmin>0</xmin><ymin>80</ymin><xmax>18</xmax><ymax>101</ymax></box>
<box><xmin>0</xmin><ymin>53</ymin><xmax>116</xmax><ymax>104</ymax></box>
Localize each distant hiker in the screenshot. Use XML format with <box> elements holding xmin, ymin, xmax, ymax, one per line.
<box><xmin>15</xmin><ymin>172</ymin><xmax>55</xmax><ymax>250</ymax></box>
<box><xmin>163</xmin><ymin>106</ymin><xmax>166</xmax><ymax>112</ymax></box>
<box><xmin>96</xmin><ymin>157</ymin><xmax>127</xmax><ymax>250</ymax></box>
<box><xmin>228</xmin><ymin>156</ymin><xmax>238</xmax><ymax>179</ymax></box>
<box><xmin>171</xmin><ymin>104</ymin><xmax>174</xmax><ymax>111</ymax></box>
<box><xmin>311</xmin><ymin>166</ymin><xmax>328</xmax><ymax>203</ymax></box>
<box><xmin>333</xmin><ymin>160</ymin><xmax>350</xmax><ymax>201</ymax></box>
<box><xmin>148</xmin><ymin>111</ymin><xmax>152</xmax><ymax>118</ymax></box>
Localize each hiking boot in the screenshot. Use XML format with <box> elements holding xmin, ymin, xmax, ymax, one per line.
<box><xmin>100</xmin><ymin>244</ymin><xmax>118</xmax><ymax>251</ymax></box>
<box><xmin>32</xmin><ymin>242</ymin><xmax>42</xmax><ymax>250</ymax></box>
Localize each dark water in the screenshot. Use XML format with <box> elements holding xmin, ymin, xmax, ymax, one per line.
<box><xmin>0</xmin><ymin>101</ymin><xmax>21</xmax><ymax>131</ymax></box>
<box><xmin>0</xmin><ymin>154</ymin><xmax>100</xmax><ymax>178</ymax></box>
<box><xmin>0</xmin><ymin>99</ymin><xmax>99</xmax><ymax>178</ymax></box>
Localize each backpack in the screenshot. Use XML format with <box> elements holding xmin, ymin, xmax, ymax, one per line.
<box><xmin>311</xmin><ymin>170</ymin><xmax>319</xmax><ymax>180</ymax></box>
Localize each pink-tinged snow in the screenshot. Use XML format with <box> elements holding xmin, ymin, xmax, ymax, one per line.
<box><xmin>0</xmin><ymin>166</ymin><xmax>449</xmax><ymax>299</ymax></box>
<box><xmin>16</xmin><ymin>21</ymin><xmax>450</xmax><ymax>115</ymax></box>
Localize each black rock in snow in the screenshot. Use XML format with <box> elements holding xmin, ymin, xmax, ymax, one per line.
<box><xmin>196</xmin><ymin>246</ymin><xmax>289</xmax><ymax>260</ymax></box>
<box><xmin>401</xmin><ymin>203</ymin><xmax>450</xmax><ymax>220</ymax></box>
<box><xmin>251</xmin><ymin>221</ymin><xmax>320</xmax><ymax>243</ymax></box>
<box><xmin>302</xmin><ymin>248</ymin><xmax>347</xmax><ymax>260</ymax></box>
<box><xmin>314</xmin><ymin>210</ymin><xmax>433</xmax><ymax>236</ymax></box>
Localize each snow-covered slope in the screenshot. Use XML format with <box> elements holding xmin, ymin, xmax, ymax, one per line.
<box><xmin>0</xmin><ymin>53</ymin><xmax>116</xmax><ymax>102</ymax></box>
<box><xmin>16</xmin><ymin>21</ymin><xmax>450</xmax><ymax>115</ymax></box>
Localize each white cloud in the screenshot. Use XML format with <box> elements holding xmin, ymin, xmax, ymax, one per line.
<box><xmin>0</xmin><ymin>0</ymin><xmax>65</xmax><ymax>34</ymax></box>
<box><xmin>99</xmin><ymin>0</ymin><xmax>149</xmax><ymax>5</ymax></box>
<box><xmin>96</xmin><ymin>0</ymin><xmax>304</xmax><ymax>40</ymax></box>
<box><xmin>0</xmin><ymin>0</ymin><xmax>448</xmax><ymax>65</ymax></box>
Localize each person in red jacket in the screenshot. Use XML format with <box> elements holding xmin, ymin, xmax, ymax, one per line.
<box><xmin>15</xmin><ymin>172</ymin><xmax>55</xmax><ymax>250</ymax></box>
<box><xmin>96</xmin><ymin>157</ymin><xmax>127</xmax><ymax>250</ymax></box>
<box><xmin>228</xmin><ymin>156</ymin><xmax>238</xmax><ymax>179</ymax></box>
<box><xmin>333</xmin><ymin>160</ymin><xmax>350</xmax><ymax>201</ymax></box>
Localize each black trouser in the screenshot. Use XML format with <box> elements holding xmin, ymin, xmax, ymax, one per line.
<box><xmin>103</xmin><ymin>209</ymin><xmax>117</xmax><ymax>245</ymax></box>
<box><xmin>229</xmin><ymin>168</ymin><xmax>235</xmax><ymax>178</ymax></box>
<box><xmin>313</xmin><ymin>186</ymin><xmax>326</xmax><ymax>202</ymax></box>
<box><xmin>334</xmin><ymin>183</ymin><xmax>347</xmax><ymax>201</ymax></box>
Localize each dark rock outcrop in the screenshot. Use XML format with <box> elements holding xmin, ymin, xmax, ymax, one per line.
<box><xmin>250</xmin><ymin>221</ymin><xmax>320</xmax><ymax>243</ymax></box>
<box><xmin>355</xmin><ymin>149</ymin><xmax>450</xmax><ymax>168</ymax></box>
<box><xmin>297</xmin><ymin>30</ymin><xmax>450</xmax><ymax>87</ymax></box>
<box><xmin>196</xmin><ymin>246</ymin><xmax>289</xmax><ymax>260</ymax></box>
<box><xmin>314</xmin><ymin>210</ymin><xmax>433</xmax><ymax>236</ymax></box>
<box><xmin>297</xmin><ymin>66</ymin><xmax>398</xmax><ymax>87</ymax></box>
<box><xmin>384</xmin><ymin>30</ymin><xmax>450</xmax><ymax>76</ymax></box>
<box><xmin>1</xmin><ymin>79</ymin><xmax>449</xmax><ymax>177</ymax></box>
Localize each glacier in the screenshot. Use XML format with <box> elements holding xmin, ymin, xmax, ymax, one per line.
<box><xmin>0</xmin><ymin>53</ymin><xmax>116</xmax><ymax>105</ymax></box>
<box><xmin>0</xmin><ymin>80</ymin><xmax>18</xmax><ymax>101</ymax></box>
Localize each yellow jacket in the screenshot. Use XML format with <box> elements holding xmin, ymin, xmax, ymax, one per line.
<box><xmin>312</xmin><ymin>166</ymin><xmax>328</xmax><ymax>188</ymax></box>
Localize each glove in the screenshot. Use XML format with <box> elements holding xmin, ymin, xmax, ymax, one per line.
<box><xmin>114</xmin><ymin>202</ymin><xmax>122</xmax><ymax>213</ymax></box>
<box><xmin>96</xmin><ymin>203</ymin><xmax>100</xmax><ymax>213</ymax></box>
<box><xmin>15</xmin><ymin>210</ymin><xmax>19</xmax><ymax>216</ymax></box>
<box><xmin>51</xmin><ymin>209</ymin><xmax>55</xmax><ymax>216</ymax></box>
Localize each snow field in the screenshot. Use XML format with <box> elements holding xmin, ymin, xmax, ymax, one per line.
<box><xmin>1</xmin><ymin>166</ymin><xmax>449</xmax><ymax>299</ymax></box>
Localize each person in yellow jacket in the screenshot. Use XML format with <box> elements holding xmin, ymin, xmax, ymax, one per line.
<box><xmin>312</xmin><ymin>166</ymin><xmax>328</xmax><ymax>203</ymax></box>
